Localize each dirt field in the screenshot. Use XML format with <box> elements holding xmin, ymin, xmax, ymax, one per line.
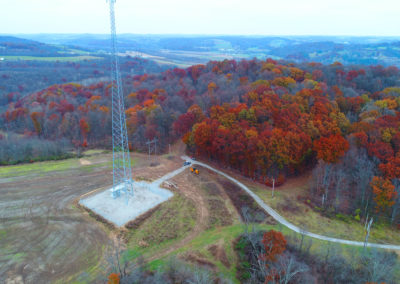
<box><xmin>0</xmin><ymin>161</ymin><xmax>111</xmax><ymax>283</ymax></box>
<box><xmin>0</xmin><ymin>150</ymin><xmax>183</xmax><ymax>284</ymax></box>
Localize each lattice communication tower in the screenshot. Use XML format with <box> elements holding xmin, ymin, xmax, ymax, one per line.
<box><xmin>107</xmin><ymin>0</ymin><xmax>133</xmax><ymax>199</ymax></box>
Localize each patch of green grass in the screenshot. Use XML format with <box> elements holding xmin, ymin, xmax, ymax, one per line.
<box><xmin>130</xmin><ymin>157</ymin><xmax>139</xmax><ymax>167</ymax></box>
<box><xmin>11</xmin><ymin>252</ymin><xmax>26</xmax><ymax>263</ymax></box>
<box><xmin>0</xmin><ymin>55</ymin><xmax>102</xmax><ymax>62</ymax></box>
<box><xmin>182</xmin><ymin>225</ymin><xmax>245</xmax><ymax>252</ymax></box>
<box><xmin>62</xmin><ymin>48</ymin><xmax>91</xmax><ymax>55</ymax></box>
<box><xmin>146</xmin><ymin>258</ymin><xmax>167</xmax><ymax>271</ymax></box>
<box><xmin>0</xmin><ymin>157</ymin><xmax>109</xmax><ymax>178</ymax></box>
<box><xmin>83</xmin><ymin>149</ymin><xmax>109</xmax><ymax>156</ymax></box>
<box><xmin>0</xmin><ymin>250</ymin><xmax>27</xmax><ymax>264</ymax></box>
<box><xmin>0</xmin><ymin>229</ymin><xmax>6</xmax><ymax>240</ymax></box>
<box><xmin>0</xmin><ymin>159</ymin><xmax>79</xmax><ymax>178</ymax></box>
<box><xmin>60</xmin><ymin>244</ymin><xmax>106</xmax><ymax>284</ymax></box>
<box><xmin>80</xmin><ymin>162</ymin><xmax>110</xmax><ymax>173</ymax></box>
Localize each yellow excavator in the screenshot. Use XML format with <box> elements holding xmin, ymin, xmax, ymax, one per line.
<box><xmin>190</xmin><ymin>167</ymin><xmax>199</xmax><ymax>175</ymax></box>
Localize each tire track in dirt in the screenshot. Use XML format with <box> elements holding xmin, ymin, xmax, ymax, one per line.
<box><xmin>0</xmin><ymin>168</ymin><xmax>111</xmax><ymax>284</ymax></box>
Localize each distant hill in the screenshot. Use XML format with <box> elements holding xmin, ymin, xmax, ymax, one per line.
<box><xmin>0</xmin><ymin>36</ymin><xmax>63</xmax><ymax>56</ymax></box>
<box><xmin>13</xmin><ymin>34</ymin><xmax>400</xmax><ymax>67</ymax></box>
<box><xmin>0</xmin><ymin>35</ymin><xmax>97</xmax><ymax>57</ymax></box>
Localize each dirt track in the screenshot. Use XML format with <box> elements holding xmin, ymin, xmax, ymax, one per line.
<box><xmin>146</xmin><ymin>171</ymin><xmax>210</xmax><ymax>262</ymax></box>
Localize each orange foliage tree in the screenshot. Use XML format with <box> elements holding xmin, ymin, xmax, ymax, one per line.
<box><xmin>107</xmin><ymin>273</ymin><xmax>120</xmax><ymax>284</ymax></box>
<box><xmin>79</xmin><ymin>118</ymin><xmax>90</xmax><ymax>147</ymax></box>
<box><xmin>30</xmin><ymin>112</ymin><xmax>44</xmax><ymax>136</ymax></box>
<box><xmin>370</xmin><ymin>176</ymin><xmax>397</xmax><ymax>213</ymax></box>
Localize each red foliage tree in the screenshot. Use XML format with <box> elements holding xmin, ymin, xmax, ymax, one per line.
<box><xmin>262</xmin><ymin>230</ymin><xmax>287</xmax><ymax>262</ymax></box>
<box><xmin>367</xmin><ymin>141</ymin><xmax>394</xmax><ymax>162</ymax></box>
<box><xmin>193</xmin><ymin>120</ymin><xmax>215</xmax><ymax>157</ymax></box>
<box><xmin>379</xmin><ymin>157</ymin><xmax>400</xmax><ymax>180</ymax></box>
<box><xmin>352</xmin><ymin>131</ymin><xmax>368</xmax><ymax>147</ymax></box>
<box><xmin>173</xmin><ymin>112</ymin><xmax>196</xmax><ymax>136</ymax></box>
<box><xmin>188</xmin><ymin>64</ymin><xmax>205</xmax><ymax>82</ymax></box>
<box><xmin>346</xmin><ymin>70</ymin><xmax>359</xmax><ymax>81</ymax></box>
<box><xmin>313</xmin><ymin>134</ymin><xmax>349</xmax><ymax>163</ymax></box>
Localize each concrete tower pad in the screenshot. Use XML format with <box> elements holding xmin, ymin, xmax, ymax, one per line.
<box><xmin>79</xmin><ymin>181</ymin><xmax>173</xmax><ymax>227</ymax></box>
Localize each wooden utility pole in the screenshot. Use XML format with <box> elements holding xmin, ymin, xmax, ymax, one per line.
<box><xmin>146</xmin><ymin>138</ymin><xmax>158</xmax><ymax>157</ymax></box>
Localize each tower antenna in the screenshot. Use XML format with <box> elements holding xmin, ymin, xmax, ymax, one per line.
<box><xmin>107</xmin><ymin>0</ymin><xmax>133</xmax><ymax>199</ymax></box>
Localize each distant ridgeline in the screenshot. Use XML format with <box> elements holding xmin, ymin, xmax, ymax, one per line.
<box><xmin>18</xmin><ymin>34</ymin><xmax>400</xmax><ymax>67</ymax></box>
<box><xmin>0</xmin><ymin>36</ymin><xmax>62</xmax><ymax>57</ymax></box>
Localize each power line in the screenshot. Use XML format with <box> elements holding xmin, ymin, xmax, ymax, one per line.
<box><xmin>146</xmin><ymin>138</ymin><xmax>158</xmax><ymax>156</ymax></box>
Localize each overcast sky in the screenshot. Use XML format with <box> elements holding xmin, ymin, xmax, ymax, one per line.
<box><xmin>1</xmin><ymin>0</ymin><xmax>399</xmax><ymax>36</ymax></box>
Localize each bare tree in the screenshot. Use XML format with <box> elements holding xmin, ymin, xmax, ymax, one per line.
<box><xmin>391</xmin><ymin>179</ymin><xmax>400</xmax><ymax>225</ymax></box>
<box><xmin>104</xmin><ymin>237</ymin><xmax>130</xmax><ymax>280</ymax></box>
<box><xmin>272</xmin><ymin>253</ymin><xmax>309</xmax><ymax>284</ymax></box>
<box><xmin>241</xmin><ymin>207</ymin><xmax>269</xmax><ymax>281</ymax></box>
<box><xmin>359</xmin><ymin>249</ymin><xmax>397</xmax><ymax>283</ymax></box>
<box><xmin>187</xmin><ymin>268</ymin><xmax>215</xmax><ymax>284</ymax></box>
<box><xmin>334</xmin><ymin>169</ymin><xmax>347</xmax><ymax>211</ymax></box>
<box><xmin>298</xmin><ymin>227</ymin><xmax>307</xmax><ymax>252</ymax></box>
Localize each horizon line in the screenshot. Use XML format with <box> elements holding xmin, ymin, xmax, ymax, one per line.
<box><xmin>2</xmin><ymin>33</ymin><xmax>400</xmax><ymax>38</ymax></box>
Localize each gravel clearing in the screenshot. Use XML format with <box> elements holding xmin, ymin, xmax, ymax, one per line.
<box><xmin>80</xmin><ymin>181</ymin><xmax>174</xmax><ymax>227</ymax></box>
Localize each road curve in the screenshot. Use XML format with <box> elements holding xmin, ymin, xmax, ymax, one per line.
<box><xmin>181</xmin><ymin>156</ymin><xmax>400</xmax><ymax>250</ymax></box>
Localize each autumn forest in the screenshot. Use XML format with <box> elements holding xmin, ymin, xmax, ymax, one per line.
<box><xmin>2</xmin><ymin>58</ymin><xmax>400</xmax><ymax>224</ymax></box>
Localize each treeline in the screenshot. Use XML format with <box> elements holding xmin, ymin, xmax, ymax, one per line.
<box><xmin>0</xmin><ymin>134</ymin><xmax>72</xmax><ymax>165</ymax></box>
<box><xmin>2</xmin><ymin>58</ymin><xmax>400</xmax><ymax>223</ymax></box>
